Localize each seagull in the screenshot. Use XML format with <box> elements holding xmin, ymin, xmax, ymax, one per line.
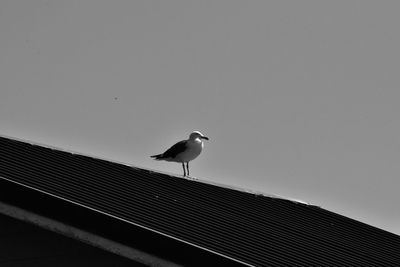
<box><xmin>151</xmin><ymin>131</ymin><xmax>209</xmax><ymax>177</ymax></box>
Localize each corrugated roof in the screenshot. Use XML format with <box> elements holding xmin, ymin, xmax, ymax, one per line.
<box><xmin>0</xmin><ymin>136</ymin><xmax>399</xmax><ymax>266</ymax></box>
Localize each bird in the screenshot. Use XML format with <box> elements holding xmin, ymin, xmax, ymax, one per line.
<box><xmin>151</xmin><ymin>131</ymin><xmax>209</xmax><ymax>177</ymax></box>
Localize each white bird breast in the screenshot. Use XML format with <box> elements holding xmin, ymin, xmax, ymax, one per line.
<box><xmin>175</xmin><ymin>139</ymin><xmax>203</xmax><ymax>162</ymax></box>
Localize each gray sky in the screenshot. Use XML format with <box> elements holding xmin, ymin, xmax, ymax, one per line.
<box><xmin>1</xmin><ymin>1</ymin><xmax>400</xmax><ymax>235</ymax></box>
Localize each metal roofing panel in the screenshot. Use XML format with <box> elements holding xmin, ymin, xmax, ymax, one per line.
<box><xmin>0</xmin><ymin>136</ymin><xmax>399</xmax><ymax>266</ymax></box>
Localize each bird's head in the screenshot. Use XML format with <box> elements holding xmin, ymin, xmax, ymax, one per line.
<box><xmin>189</xmin><ymin>131</ymin><xmax>209</xmax><ymax>141</ymax></box>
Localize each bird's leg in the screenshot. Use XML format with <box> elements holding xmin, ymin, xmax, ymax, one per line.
<box><xmin>182</xmin><ymin>162</ymin><xmax>186</xmax><ymax>176</ymax></box>
<box><xmin>186</xmin><ymin>162</ymin><xmax>190</xmax><ymax>177</ymax></box>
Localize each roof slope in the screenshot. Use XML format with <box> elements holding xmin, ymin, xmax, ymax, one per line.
<box><xmin>0</xmin><ymin>136</ymin><xmax>399</xmax><ymax>266</ymax></box>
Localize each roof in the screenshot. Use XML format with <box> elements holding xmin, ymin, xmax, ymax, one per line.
<box><xmin>0</xmin><ymin>136</ymin><xmax>399</xmax><ymax>266</ymax></box>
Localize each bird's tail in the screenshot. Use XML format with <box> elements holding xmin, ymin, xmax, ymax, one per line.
<box><xmin>150</xmin><ymin>154</ymin><xmax>164</xmax><ymax>160</ymax></box>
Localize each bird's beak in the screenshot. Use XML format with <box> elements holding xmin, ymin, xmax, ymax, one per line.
<box><xmin>202</xmin><ymin>136</ymin><xmax>209</xmax><ymax>140</ymax></box>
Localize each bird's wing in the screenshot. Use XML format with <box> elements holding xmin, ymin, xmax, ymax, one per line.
<box><xmin>161</xmin><ymin>140</ymin><xmax>188</xmax><ymax>158</ymax></box>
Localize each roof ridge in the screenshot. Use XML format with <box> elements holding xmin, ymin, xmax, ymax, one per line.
<box><xmin>0</xmin><ymin>134</ymin><xmax>312</xmax><ymax>206</ymax></box>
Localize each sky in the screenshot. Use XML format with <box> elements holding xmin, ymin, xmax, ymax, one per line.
<box><xmin>1</xmin><ymin>1</ymin><xmax>400</xmax><ymax>235</ymax></box>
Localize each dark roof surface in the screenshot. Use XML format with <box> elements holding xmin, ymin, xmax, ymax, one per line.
<box><xmin>0</xmin><ymin>136</ymin><xmax>400</xmax><ymax>266</ymax></box>
<box><xmin>0</xmin><ymin>213</ymin><xmax>143</xmax><ymax>267</ymax></box>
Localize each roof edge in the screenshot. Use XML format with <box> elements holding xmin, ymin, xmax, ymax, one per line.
<box><xmin>0</xmin><ymin>134</ymin><xmax>312</xmax><ymax>206</ymax></box>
